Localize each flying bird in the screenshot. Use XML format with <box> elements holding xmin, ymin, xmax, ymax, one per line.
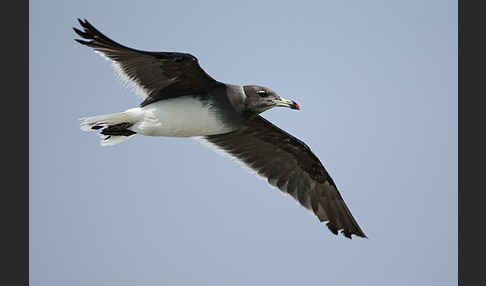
<box><xmin>74</xmin><ymin>19</ymin><xmax>366</xmax><ymax>239</ymax></box>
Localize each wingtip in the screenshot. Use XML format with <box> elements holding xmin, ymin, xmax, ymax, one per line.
<box><xmin>327</xmin><ymin>222</ymin><xmax>339</xmax><ymax>235</ymax></box>
<box><xmin>340</xmin><ymin>232</ymin><xmax>367</xmax><ymax>240</ymax></box>
<box><xmin>76</xmin><ymin>18</ymin><xmax>92</xmax><ymax>30</ymax></box>
<box><xmin>352</xmin><ymin>230</ymin><xmax>368</xmax><ymax>239</ymax></box>
<box><xmin>343</xmin><ymin>231</ymin><xmax>352</xmax><ymax>239</ymax></box>
<box><xmin>81</xmin><ymin>18</ymin><xmax>94</xmax><ymax>30</ymax></box>
<box><xmin>74</xmin><ymin>39</ymin><xmax>91</xmax><ymax>46</ymax></box>
<box><xmin>354</xmin><ymin>226</ymin><xmax>368</xmax><ymax>239</ymax></box>
<box><xmin>73</xmin><ymin>27</ymin><xmax>83</xmax><ymax>36</ymax></box>
<box><xmin>327</xmin><ymin>221</ymin><xmax>367</xmax><ymax>239</ymax></box>
<box><xmin>73</xmin><ymin>19</ymin><xmax>98</xmax><ymax>46</ymax></box>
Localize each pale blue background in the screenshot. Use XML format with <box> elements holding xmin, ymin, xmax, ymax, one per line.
<box><xmin>30</xmin><ymin>1</ymin><xmax>457</xmax><ymax>285</ymax></box>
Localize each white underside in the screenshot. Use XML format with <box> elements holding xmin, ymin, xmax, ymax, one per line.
<box><xmin>125</xmin><ymin>96</ymin><xmax>237</xmax><ymax>137</ymax></box>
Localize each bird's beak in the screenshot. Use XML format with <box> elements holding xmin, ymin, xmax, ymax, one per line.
<box><xmin>275</xmin><ymin>97</ymin><xmax>300</xmax><ymax>110</ymax></box>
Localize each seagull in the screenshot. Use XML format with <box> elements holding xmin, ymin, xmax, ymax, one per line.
<box><xmin>74</xmin><ymin>19</ymin><xmax>366</xmax><ymax>239</ymax></box>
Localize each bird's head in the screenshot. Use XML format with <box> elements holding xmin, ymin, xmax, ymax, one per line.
<box><xmin>243</xmin><ymin>85</ymin><xmax>300</xmax><ymax>116</ymax></box>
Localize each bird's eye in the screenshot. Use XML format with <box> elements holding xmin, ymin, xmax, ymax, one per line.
<box><xmin>257</xmin><ymin>90</ymin><xmax>269</xmax><ymax>97</ymax></box>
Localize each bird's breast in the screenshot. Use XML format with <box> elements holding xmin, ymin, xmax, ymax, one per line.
<box><xmin>130</xmin><ymin>96</ymin><xmax>238</xmax><ymax>137</ymax></box>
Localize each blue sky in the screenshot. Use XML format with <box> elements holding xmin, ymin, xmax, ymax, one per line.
<box><xmin>30</xmin><ymin>1</ymin><xmax>457</xmax><ymax>285</ymax></box>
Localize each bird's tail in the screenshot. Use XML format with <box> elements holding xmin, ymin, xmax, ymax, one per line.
<box><xmin>80</xmin><ymin>111</ymin><xmax>138</xmax><ymax>146</ymax></box>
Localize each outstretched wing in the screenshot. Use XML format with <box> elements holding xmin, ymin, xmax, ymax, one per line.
<box><xmin>73</xmin><ymin>19</ymin><xmax>220</xmax><ymax>106</ymax></box>
<box><xmin>204</xmin><ymin>115</ymin><xmax>366</xmax><ymax>239</ymax></box>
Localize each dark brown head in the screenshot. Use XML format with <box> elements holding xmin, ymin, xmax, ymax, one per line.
<box><xmin>243</xmin><ymin>85</ymin><xmax>299</xmax><ymax>116</ymax></box>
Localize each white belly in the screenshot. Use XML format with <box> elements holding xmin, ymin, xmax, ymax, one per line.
<box><xmin>127</xmin><ymin>96</ymin><xmax>237</xmax><ymax>137</ymax></box>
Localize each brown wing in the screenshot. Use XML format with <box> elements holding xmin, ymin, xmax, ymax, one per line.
<box><xmin>73</xmin><ymin>19</ymin><xmax>220</xmax><ymax>106</ymax></box>
<box><xmin>204</xmin><ymin>115</ymin><xmax>366</xmax><ymax>239</ymax></box>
